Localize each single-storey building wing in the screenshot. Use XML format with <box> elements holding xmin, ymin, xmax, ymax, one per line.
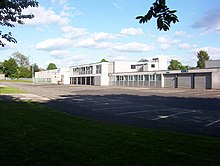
<box><xmin>35</xmin><ymin>68</ymin><xmax>70</xmax><ymax>84</ymax></box>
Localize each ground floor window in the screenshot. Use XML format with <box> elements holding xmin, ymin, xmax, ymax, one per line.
<box><xmin>70</xmin><ymin>77</ymin><xmax>94</xmax><ymax>85</ymax></box>
<box><xmin>112</xmin><ymin>74</ymin><xmax>162</xmax><ymax>88</ymax></box>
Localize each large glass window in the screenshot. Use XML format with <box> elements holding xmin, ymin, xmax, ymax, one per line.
<box><xmin>138</xmin><ymin>75</ymin><xmax>143</xmax><ymax>81</ymax></box>
<box><xmin>156</xmin><ymin>74</ymin><xmax>161</xmax><ymax>81</ymax></box>
<box><xmin>134</xmin><ymin>75</ymin><xmax>138</xmax><ymax>81</ymax></box>
<box><xmin>144</xmin><ymin>75</ymin><xmax>149</xmax><ymax>81</ymax></box>
<box><xmin>129</xmin><ymin>75</ymin><xmax>133</xmax><ymax>81</ymax></box>
<box><xmin>150</xmin><ymin>75</ymin><xmax>155</xmax><ymax>81</ymax></box>
<box><xmin>96</xmin><ymin>65</ymin><xmax>102</xmax><ymax>74</ymax></box>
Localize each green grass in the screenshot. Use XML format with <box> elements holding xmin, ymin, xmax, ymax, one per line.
<box><xmin>0</xmin><ymin>79</ymin><xmax>32</xmax><ymax>83</ymax></box>
<box><xmin>0</xmin><ymin>86</ymin><xmax>27</xmax><ymax>94</ymax></box>
<box><xmin>0</xmin><ymin>101</ymin><xmax>220</xmax><ymax>166</ymax></box>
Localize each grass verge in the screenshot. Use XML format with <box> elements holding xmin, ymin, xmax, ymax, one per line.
<box><xmin>0</xmin><ymin>79</ymin><xmax>32</xmax><ymax>83</ymax></box>
<box><xmin>0</xmin><ymin>100</ymin><xmax>220</xmax><ymax>166</ymax></box>
<box><xmin>0</xmin><ymin>86</ymin><xmax>27</xmax><ymax>94</ymax></box>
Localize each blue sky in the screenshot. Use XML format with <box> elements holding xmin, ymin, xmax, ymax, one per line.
<box><xmin>1</xmin><ymin>0</ymin><xmax>220</xmax><ymax>68</ymax></box>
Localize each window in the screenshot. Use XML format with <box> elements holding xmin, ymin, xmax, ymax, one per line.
<box><xmin>138</xmin><ymin>75</ymin><xmax>143</xmax><ymax>81</ymax></box>
<box><xmin>124</xmin><ymin>75</ymin><xmax>128</xmax><ymax>81</ymax></box>
<box><xmin>134</xmin><ymin>75</ymin><xmax>138</xmax><ymax>81</ymax></box>
<box><xmin>144</xmin><ymin>75</ymin><xmax>149</xmax><ymax>81</ymax></box>
<box><xmin>150</xmin><ymin>75</ymin><xmax>155</xmax><ymax>81</ymax></box>
<box><xmin>129</xmin><ymin>75</ymin><xmax>133</xmax><ymax>81</ymax></box>
<box><xmin>151</xmin><ymin>64</ymin><xmax>155</xmax><ymax>68</ymax></box>
<box><xmin>96</xmin><ymin>65</ymin><xmax>102</xmax><ymax>74</ymax></box>
<box><xmin>156</xmin><ymin>74</ymin><xmax>161</xmax><ymax>81</ymax></box>
<box><xmin>131</xmin><ymin>65</ymin><xmax>136</xmax><ymax>69</ymax></box>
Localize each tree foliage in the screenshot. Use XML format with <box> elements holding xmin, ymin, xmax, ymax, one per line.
<box><xmin>46</xmin><ymin>63</ymin><xmax>57</xmax><ymax>70</ymax></box>
<box><xmin>168</xmin><ymin>59</ymin><xmax>195</xmax><ymax>70</ymax></box>
<box><xmin>136</xmin><ymin>0</ymin><xmax>178</xmax><ymax>31</ymax></box>
<box><xmin>0</xmin><ymin>0</ymin><xmax>39</xmax><ymax>47</ymax></box>
<box><xmin>101</xmin><ymin>59</ymin><xmax>108</xmax><ymax>62</ymax></box>
<box><xmin>12</xmin><ymin>51</ymin><xmax>30</xmax><ymax>67</ymax></box>
<box><xmin>168</xmin><ymin>59</ymin><xmax>183</xmax><ymax>70</ymax></box>
<box><xmin>2</xmin><ymin>57</ymin><xmax>18</xmax><ymax>78</ymax></box>
<box><xmin>0</xmin><ymin>52</ymin><xmax>41</xmax><ymax>78</ymax></box>
<box><xmin>197</xmin><ymin>50</ymin><xmax>209</xmax><ymax>69</ymax></box>
<box><xmin>138</xmin><ymin>58</ymin><xmax>148</xmax><ymax>62</ymax></box>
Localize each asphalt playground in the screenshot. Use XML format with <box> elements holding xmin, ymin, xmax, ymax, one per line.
<box><xmin>1</xmin><ymin>82</ymin><xmax>220</xmax><ymax>137</ymax></box>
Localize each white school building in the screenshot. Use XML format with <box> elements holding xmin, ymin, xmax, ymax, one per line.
<box><xmin>34</xmin><ymin>58</ymin><xmax>220</xmax><ymax>89</ymax></box>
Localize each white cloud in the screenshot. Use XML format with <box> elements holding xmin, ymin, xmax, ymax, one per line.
<box><xmin>75</xmin><ymin>38</ymin><xmax>96</xmax><ymax>48</ymax></box>
<box><xmin>50</xmin><ymin>0</ymin><xmax>68</xmax><ymax>5</ymax></box>
<box><xmin>157</xmin><ymin>36</ymin><xmax>169</xmax><ymax>43</ymax></box>
<box><xmin>92</xmin><ymin>32</ymin><xmax>119</xmax><ymax>41</ymax></box>
<box><xmin>112</xmin><ymin>42</ymin><xmax>153</xmax><ymax>52</ymax></box>
<box><xmin>49</xmin><ymin>50</ymin><xmax>72</xmax><ymax>58</ymax></box>
<box><xmin>120</xmin><ymin>28</ymin><xmax>144</xmax><ymax>36</ymax></box>
<box><xmin>61</xmin><ymin>26</ymin><xmax>89</xmax><ymax>39</ymax></box>
<box><xmin>23</xmin><ymin>5</ymin><xmax>69</xmax><ymax>26</ymax></box>
<box><xmin>36</xmin><ymin>38</ymin><xmax>73</xmax><ymax>50</ymax></box>
<box><xmin>179</xmin><ymin>43</ymin><xmax>191</xmax><ymax>49</ymax></box>
<box><xmin>174</xmin><ymin>31</ymin><xmax>186</xmax><ymax>37</ymax></box>
<box><xmin>157</xmin><ymin>36</ymin><xmax>181</xmax><ymax>50</ymax></box>
<box><xmin>75</xmin><ymin>38</ymin><xmax>112</xmax><ymax>49</ymax></box>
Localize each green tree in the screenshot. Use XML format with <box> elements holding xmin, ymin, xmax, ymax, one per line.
<box><xmin>138</xmin><ymin>58</ymin><xmax>148</xmax><ymax>62</ymax></box>
<box><xmin>0</xmin><ymin>62</ymin><xmax>3</xmax><ymax>73</ymax></box>
<box><xmin>101</xmin><ymin>59</ymin><xmax>108</xmax><ymax>62</ymax></box>
<box><xmin>2</xmin><ymin>57</ymin><xmax>18</xmax><ymax>78</ymax></box>
<box><xmin>32</xmin><ymin>63</ymin><xmax>40</xmax><ymax>72</ymax></box>
<box><xmin>0</xmin><ymin>0</ymin><xmax>39</xmax><ymax>47</ymax></box>
<box><xmin>168</xmin><ymin>59</ymin><xmax>183</xmax><ymax>70</ymax></box>
<box><xmin>12</xmin><ymin>52</ymin><xmax>32</xmax><ymax>78</ymax></box>
<box><xmin>197</xmin><ymin>50</ymin><xmax>209</xmax><ymax>69</ymax></box>
<box><xmin>136</xmin><ymin>0</ymin><xmax>178</xmax><ymax>31</ymax></box>
<box><xmin>13</xmin><ymin>52</ymin><xmax>30</xmax><ymax>68</ymax></box>
<box><xmin>46</xmin><ymin>63</ymin><xmax>57</xmax><ymax>70</ymax></box>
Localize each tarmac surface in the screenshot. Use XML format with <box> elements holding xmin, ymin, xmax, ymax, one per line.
<box><xmin>1</xmin><ymin>82</ymin><xmax>220</xmax><ymax>137</ymax></box>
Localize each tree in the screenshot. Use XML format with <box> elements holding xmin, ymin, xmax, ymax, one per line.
<box><xmin>12</xmin><ymin>52</ymin><xmax>33</xmax><ymax>78</ymax></box>
<box><xmin>0</xmin><ymin>62</ymin><xmax>3</xmax><ymax>73</ymax></box>
<box><xmin>2</xmin><ymin>57</ymin><xmax>18</xmax><ymax>78</ymax></box>
<box><xmin>32</xmin><ymin>63</ymin><xmax>40</xmax><ymax>72</ymax></box>
<box><xmin>168</xmin><ymin>59</ymin><xmax>183</xmax><ymax>70</ymax></box>
<box><xmin>46</xmin><ymin>63</ymin><xmax>57</xmax><ymax>70</ymax></box>
<box><xmin>197</xmin><ymin>50</ymin><xmax>209</xmax><ymax>69</ymax></box>
<box><xmin>101</xmin><ymin>59</ymin><xmax>108</xmax><ymax>62</ymax></box>
<box><xmin>136</xmin><ymin>0</ymin><xmax>178</xmax><ymax>31</ymax></box>
<box><xmin>0</xmin><ymin>0</ymin><xmax>39</xmax><ymax>47</ymax></box>
<box><xmin>138</xmin><ymin>58</ymin><xmax>148</xmax><ymax>62</ymax></box>
<box><xmin>13</xmin><ymin>51</ymin><xmax>30</xmax><ymax>67</ymax></box>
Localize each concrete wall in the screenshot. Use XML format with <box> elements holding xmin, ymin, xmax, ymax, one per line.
<box><xmin>212</xmin><ymin>68</ymin><xmax>220</xmax><ymax>89</ymax></box>
<box><xmin>35</xmin><ymin>68</ymin><xmax>70</xmax><ymax>84</ymax></box>
<box><xmin>205</xmin><ymin>60</ymin><xmax>220</xmax><ymax>68</ymax></box>
<box><xmin>113</xmin><ymin>62</ymin><xmax>137</xmax><ymax>73</ymax></box>
<box><xmin>0</xmin><ymin>74</ymin><xmax>5</xmax><ymax>80</ymax></box>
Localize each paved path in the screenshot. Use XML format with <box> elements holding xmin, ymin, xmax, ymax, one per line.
<box><xmin>1</xmin><ymin>82</ymin><xmax>220</xmax><ymax>137</ymax></box>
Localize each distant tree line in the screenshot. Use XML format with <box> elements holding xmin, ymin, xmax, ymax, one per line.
<box><xmin>0</xmin><ymin>52</ymin><xmax>58</xmax><ymax>79</ymax></box>
<box><xmin>168</xmin><ymin>50</ymin><xmax>209</xmax><ymax>70</ymax></box>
